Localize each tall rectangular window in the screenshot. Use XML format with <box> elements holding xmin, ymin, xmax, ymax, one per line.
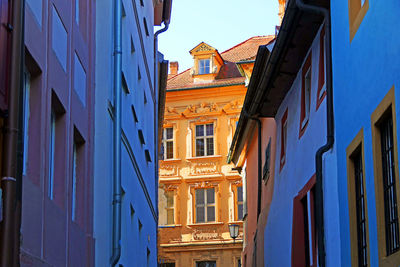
<box><xmin>280</xmin><ymin>109</ymin><xmax>288</xmax><ymax>171</ymax></box>
<box><xmin>198</xmin><ymin>59</ymin><xmax>210</xmax><ymax>74</ymax></box>
<box><xmin>237</xmin><ymin>186</ymin><xmax>243</xmax><ymax>220</ymax></box>
<box><xmin>22</xmin><ymin>70</ymin><xmax>31</xmax><ymax>175</ymax></box>
<box><xmin>72</xmin><ymin>142</ymin><xmax>77</xmax><ymax>221</ymax></box>
<box><xmin>300</xmin><ymin>53</ymin><xmax>312</xmax><ymax>137</ymax></box>
<box><xmin>353</xmin><ymin>150</ymin><xmax>368</xmax><ymax>266</ymax></box>
<box><xmin>195</xmin><ymin>123</ymin><xmax>214</xmax><ymax>157</ymax></box>
<box><xmin>380</xmin><ymin>115</ymin><xmax>400</xmax><ymax>255</ymax></box>
<box><xmin>165</xmin><ymin>191</ymin><xmax>174</xmax><ymax>225</ymax></box>
<box><xmin>195</xmin><ymin>188</ymin><xmax>215</xmax><ymax>223</ymax></box>
<box><xmin>48</xmin><ymin>111</ymin><xmax>56</xmax><ymax>199</ymax></box>
<box><xmin>291</xmin><ymin>178</ymin><xmax>316</xmax><ymax>266</ymax></box>
<box><xmin>161</xmin><ymin>127</ymin><xmax>173</xmax><ymax>160</ymax></box>
<box><xmin>317</xmin><ymin>27</ymin><xmax>326</xmax><ymax>109</ymax></box>
<box><xmin>347</xmin><ymin>129</ymin><xmax>370</xmax><ymax>267</ymax></box>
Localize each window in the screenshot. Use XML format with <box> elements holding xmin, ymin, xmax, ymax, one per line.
<box><xmin>263</xmin><ymin>138</ymin><xmax>271</xmax><ymax>181</ymax></box>
<box><xmin>300</xmin><ymin>53</ymin><xmax>311</xmax><ymax>138</ymax></box>
<box><xmin>143</xmin><ymin>17</ymin><xmax>149</xmax><ymax>36</ymax></box>
<box><xmin>316</xmin><ymin>27</ymin><xmax>326</xmax><ymax>110</ymax></box>
<box><xmin>48</xmin><ymin>110</ymin><xmax>56</xmax><ymax>199</ymax></box>
<box><xmin>371</xmin><ymin>86</ymin><xmax>400</xmax><ymax>265</ymax></box>
<box><xmin>195</xmin><ymin>188</ymin><xmax>215</xmax><ymax>223</ymax></box>
<box><xmin>291</xmin><ymin>176</ymin><xmax>316</xmax><ymax>266</ymax></box>
<box><xmin>159</xmin><ymin>264</ymin><xmax>175</xmax><ymax>267</ymax></box>
<box><xmin>22</xmin><ymin>70</ymin><xmax>31</xmax><ymax>175</ymax></box>
<box><xmin>161</xmin><ymin>127</ymin><xmax>173</xmax><ymax>160</ymax></box>
<box><xmin>380</xmin><ymin>115</ymin><xmax>399</xmax><ymax>255</ymax></box>
<box><xmin>280</xmin><ymin>109</ymin><xmax>288</xmax><ymax>171</ymax></box>
<box><xmin>237</xmin><ymin>186</ymin><xmax>244</xmax><ymax>220</ymax></box>
<box><xmin>347</xmin><ymin>129</ymin><xmax>369</xmax><ymax>267</ymax></box>
<box><xmin>165</xmin><ymin>191</ymin><xmax>174</xmax><ymax>225</ymax></box>
<box><xmin>75</xmin><ymin>0</ymin><xmax>79</xmax><ymax>24</ymax></box>
<box><xmin>195</xmin><ymin>123</ymin><xmax>214</xmax><ymax>157</ymax></box>
<box><xmin>198</xmin><ymin>59</ymin><xmax>210</xmax><ymax>74</ymax></box>
<box><xmin>348</xmin><ymin>0</ymin><xmax>369</xmax><ymax>41</ymax></box>
<box><xmin>196</xmin><ymin>261</ymin><xmax>216</xmax><ymax>267</ymax></box>
<box><xmin>71</xmin><ymin>129</ymin><xmax>85</xmax><ymax>224</ymax></box>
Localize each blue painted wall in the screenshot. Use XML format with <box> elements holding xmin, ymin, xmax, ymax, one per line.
<box><xmin>331</xmin><ymin>1</ymin><xmax>400</xmax><ymax>265</ymax></box>
<box><xmin>263</xmin><ymin>26</ymin><xmax>341</xmax><ymax>266</ymax></box>
<box><xmin>94</xmin><ymin>0</ymin><xmax>159</xmax><ymax>266</ymax></box>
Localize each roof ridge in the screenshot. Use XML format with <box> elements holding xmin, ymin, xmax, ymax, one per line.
<box><xmin>167</xmin><ymin>67</ymin><xmax>191</xmax><ymax>80</ymax></box>
<box><xmin>221</xmin><ymin>35</ymin><xmax>275</xmax><ymax>55</ymax></box>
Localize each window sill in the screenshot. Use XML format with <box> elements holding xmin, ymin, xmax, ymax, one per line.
<box><xmin>228</xmin><ymin>221</ymin><xmax>244</xmax><ymax>225</ymax></box>
<box><xmin>187</xmin><ymin>222</ymin><xmax>224</xmax><ymax>227</ymax></box>
<box><xmin>158</xmin><ymin>224</ymin><xmax>182</xmax><ymax>228</ymax></box>
<box><xmin>160</xmin><ymin>158</ymin><xmax>181</xmax><ymax>163</ymax></box>
<box><xmin>186</xmin><ymin>155</ymin><xmax>222</xmax><ymax>161</ymax></box>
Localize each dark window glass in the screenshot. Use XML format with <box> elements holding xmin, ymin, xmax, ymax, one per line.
<box><xmin>353</xmin><ymin>150</ymin><xmax>368</xmax><ymax>266</ymax></box>
<box><xmin>196</xmin><ymin>139</ymin><xmax>205</xmax><ymax>156</ymax></box>
<box><xmin>196</xmin><ymin>261</ymin><xmax>216</xmax><ymax>267</ymax></box>
<box><xmin>380</xmin><ymin>115</ymin><xmax>400</xmax><ymax>255</ymax></box>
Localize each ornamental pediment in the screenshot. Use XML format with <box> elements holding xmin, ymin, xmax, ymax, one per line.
<box><xmin>189</xmin><ymin>42</ymin><xmax>217</xmax><ymax>55</ymax></box>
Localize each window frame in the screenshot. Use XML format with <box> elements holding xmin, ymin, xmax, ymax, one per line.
<box><xmin>195</xmin><ymin>187</ymin><xmax>216</xmax><ymax>223</ymax></box>
<box><xmin>22</xmin><ymin>69</ymin><xmax>30</xmax><ymax>176</ymax></box>
<box><xmin>316</xmin><ymin>27</ymin><xmax>327</xmax><ymax>110</ymax></box>
<box><xmin>280</xmin><ymin>109</ymin><xmax>288</xmax><ymax>172</ymax></box>
<box><xmin>346</xmin><ymin>129</ymin><xmax>370</xmax><ymax>267</ymax></box>
<box><xmin>165</xmin><ymin>190</ymin><xmax>175</xmax><ymax>225</ymax></box>
<box><xmin>371</xmin><ymin>86</ymin><xmax>400</xmax><ymax>266</ymax></box>
<box><xmin>161</xmin><ymin>127</ymin><xmax>174</xmax><ymax>160</ymax></box>
<box><xmin>48</xmin><ymin>110</ymin><xmax>56</xmax><ymax>200</ymax></box>
<box><xmin>348</xmin><ymin>0</ymin><xmax>369</xmax><ymax>41</ymax></box>
<box><xmin>236</xmin><ymin>185</ymin><xmax>244</xmax><ymax>221</ymax></box>
<box><xmin>300</xmin><ymin>53</ymin><xmax>312</xmax><ymax>138</ymax></box>
<box><xmin>195</xmin><ymin>123</ymin><xmax>214</xmax><ymax>157</ymax></box>
<box><xmin>198</xmin><ymin>58</ymin><xmax>210</xmax><ymax>75</ymax></box>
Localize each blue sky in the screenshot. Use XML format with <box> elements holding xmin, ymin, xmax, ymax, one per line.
<box><xmin>157</xmin><ymin>0</ymin><xmax>280</xmax><ymax>72</ymax></box>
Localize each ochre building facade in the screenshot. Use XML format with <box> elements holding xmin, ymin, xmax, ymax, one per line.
<box><xmin>158</xmin><ymin>36</ymin><xmax>274</xmax><ymax>267</ymax></box>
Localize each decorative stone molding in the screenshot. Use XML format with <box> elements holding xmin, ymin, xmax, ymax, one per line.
<box><xmin>159</xmin><ymin>163</ymin><xmax>178</xmax><ymax>177</ymax></box>
<box><xmin>190</xmin><ymin>162</ymin><xmax>218</xmax><ymax>175</ymax></box>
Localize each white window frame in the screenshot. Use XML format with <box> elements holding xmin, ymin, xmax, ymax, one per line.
<box><xmin>198</xmin><ymin>59</ymin><xmax>210</xmax><ymax>75</ymax></box>
<box><xmin>302</xmin><ymin>67</ymin><xmax>311</xmax><ymax>129</ymax></box>
<box><xmin>195</xmin><ymin>188</ymin><xmax>215</xmax><ymax>223</ymax></box>
<box><xmin>162</xmin><ymin>127</ymin><xmax>174</xmax><ymax>160</ymax></box>
<box><xmin>195</xmin><ymin>123</ymin><xmax>214</xmax><ymax>157</ymax></box>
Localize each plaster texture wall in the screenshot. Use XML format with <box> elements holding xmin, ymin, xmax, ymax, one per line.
<box><xmin>263</xmin><ymin>27</ymin><xmax>340</xmax><ymax>266</ymax></box>
<box><xmin>21</xmin><ymin>0</ymin><xmax>96</xmax><ymax>265</ymax></box>
<box><xmin>331</xmin><ymin>1</ymin><xmax>400</xmax><ymax>265</ymax></box>
<box><xmin>94</xmin><ymin>0</ymin><xmax>159</xmax><ymax>266</ymax></box>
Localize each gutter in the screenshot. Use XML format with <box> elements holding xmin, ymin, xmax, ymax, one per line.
<box><xmin>0</xmin><ymin>0</ymin><xmax>25</xmax><ymax>266</ymax></box>
<box><xmin>294</xmin><ymin>1</ymin><xmax>333</xmax><ymax>267</ymax></box>
<box><xmin>110</xmin><ymin>0</ymin><xmax>122</xmax><ymax>265</ymax></box>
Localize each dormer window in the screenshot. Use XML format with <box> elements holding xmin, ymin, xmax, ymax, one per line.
<box><xmin>199</xmin><ymin>59</ymin><xmax>210</xmax><ymax>74</ymax></box>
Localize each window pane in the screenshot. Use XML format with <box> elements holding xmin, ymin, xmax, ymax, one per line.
<box><xmin>237</xmin><ymin>186</ymin><xmax>243</xmax><ymax>202</ymax></box>
<box><xmin>160</xmin><ymin>143</ymin><xmax>164</xmax><ymax>160</ymax></box>
<box><xmin>207</xmin><ymin>206</ymin><xmax>215</xmax><ymax>222</ymax></box>
<box><xmin>166</xmin><ymin>128</ymin><xmax>173</xmax><ymax>139</ymax></box>
<box><xmin>238</xmin><ymin>204</ymin><xmax>243</xmax><ymax>220</ymax></box>
<box><xmin>166</xmin><ymin>191</ymin><xmax>174</xmax><ymax>207</ymax></box>
<box><xmin>166</xmin><ymin>141</ymin><xmax>173</xmax><ymax>159</ymax></box>
<box><xmin>196</xmin><ymin>125</ymin><xmax>204</xmax><ymax>137</ymax></box>
<box><xmin>167</xmin><ymin>209</ymin><xmax>174</xmax><ymax>224</ymax></box>
<box><xmin>196</xmin><ymin>207</ymin><xmax>205</xmax><ymax>223</ymax></box>
<box><xmin>196</xmin><ymin>139</ymin><xmax>205</xmax><ymax>156</ymax></box>
<box><xmin>206</xmin><ymin>124</ymin><xmax>213</xmax><ymax>136</ymax></box>
<box><xmin>196</xmin><ymin>189</ymin><xmax>205</xmax><ymax>205</ymax></box>
<box><xmin>207</xmin><ymin>188</ymin><xmax>215</xmax><ymax>204</ymax></box>
<box><xmin>206</xmin><ymin>138</ymin><xmax>214</xmax><ymax>155</ymax></box>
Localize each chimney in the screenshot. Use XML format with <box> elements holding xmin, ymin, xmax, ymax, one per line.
<box><xmin>278</xmin><ymin>0</ymin><xmax>287</xmax><ymax>25</ymax></box>
<box><xmin>168</xmin><ymin>61</ymin><xmax>179</xmax><ymax>79</ymax></box>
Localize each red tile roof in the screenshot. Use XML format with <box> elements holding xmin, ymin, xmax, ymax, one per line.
<box><xmin>167</xmin><ymin>35</ymin><xmax>275</xmax><ymax>90</ymax></box>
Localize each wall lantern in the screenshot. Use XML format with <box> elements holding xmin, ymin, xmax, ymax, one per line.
<box><xmin>229</xmin><ymin>224</ymin><xmax>239</xmax><ymax>242</ymax></box>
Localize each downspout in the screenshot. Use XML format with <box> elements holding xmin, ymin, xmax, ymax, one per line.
<box><xmin>0</xmin><ymin>0</ymin><xmax>25</xmax><ymax>266</ymax></box>
<box><xmin>295</xmin><ymin>1</ymin><xmax>333</xmax><ymax>267</ymax></box>
<box><xmin>110</xmin><ymin>0</ymin><xmax>122</xmax><ymax>265</ymax></box>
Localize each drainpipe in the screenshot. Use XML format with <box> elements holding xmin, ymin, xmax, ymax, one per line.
<box><xmin>295</xmin><ymin>1</ymin><xmax>333</xmax><ymax>267</ymax></box>
<box><xmin>0</xmin><ymin>0</ymin><xmax>25</xmax><ymax>266</ymax></box>
<box><xmin>110</xmin><ymin>0</ymin><xmax>122</xmax><ymax>265</ymax></box>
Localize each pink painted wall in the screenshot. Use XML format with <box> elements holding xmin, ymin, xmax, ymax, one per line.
<box><xmin>242</xmin><ymin>118</ymin><xmax>276</xmax><ymax>267</ymax></box>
